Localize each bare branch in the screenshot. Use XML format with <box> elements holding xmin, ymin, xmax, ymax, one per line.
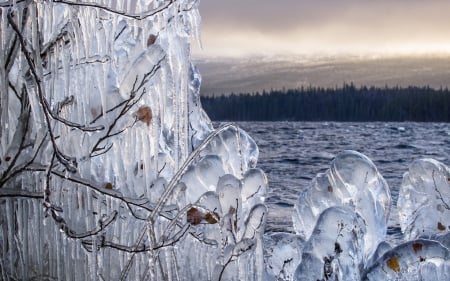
<box><xmin>0</xmin><ymin>188</ymin><xmax>44</xmax><ymax>199</ymax></box>
<box><xmin>7</xmin><ymin>12</ymin><xmax>103</xmax><ymax>132</ymax></box>
<box><xmin>0</xmin><ymin>133</ymin><xmax>48</xmax><ymax>188</ymax></box>
<box><xmin>52</xmin><ymin>0</ymin><xmax>177</xmax><ymax>20</ymax></box>
<box><xmin>90</xmin><ymin>59</ymin><xmax>164</xmax><ymax>156</ymax></box>
<box><xmin>53</xmin><ymin>210</ymin><xmax>118</xmax><ymax>239</ymax></box>
<box><xmin>432</xmin><ymin>169</ymin><xmax>450</xmax><ymax>211</ymax></box>
<box><xmin>120</xmin><ymin>123</ymin><xmax>236</xmax><ymax>278</ymax></box>
<box><xmin>0</xmin><ymin>87</ymin><xmax>31</xmax><ymax>183</ymax></box>
<box><xmin>81</xmin><ymin>223</ymin><xmax>190</xmax><ymax>253</ymax></box>
<box><xmin>0</xmin><ymin>0</ymin><xmax>29</xmax><ymax>7</ymax></box>
<box><xmin>82</xmin><ymin>235</ymin><xmax>153</xmax><ymax>253</ymax></box>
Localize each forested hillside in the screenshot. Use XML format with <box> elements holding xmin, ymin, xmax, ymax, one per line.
<box><xmin>201</xmin><ymin>84</ymin><xmax>450</xmax><ymax>121</ymax></box>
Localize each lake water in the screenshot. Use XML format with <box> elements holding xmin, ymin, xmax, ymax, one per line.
<box><xmin>231</xmin><ymin>122</ymin><xmax>450</xmax><ymax>242</ymax></box>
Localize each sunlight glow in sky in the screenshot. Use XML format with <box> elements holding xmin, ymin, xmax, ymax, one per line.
<box><xmin>194</xmin><ymin>0</ymin><xmax>450</xmax><ymax>58</ymax></box>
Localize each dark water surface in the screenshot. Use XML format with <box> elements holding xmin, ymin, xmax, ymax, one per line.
<box><xmin>234</xmin><ymin>122</ymin><xmax>450</xmax><ymax>242</ymax></box>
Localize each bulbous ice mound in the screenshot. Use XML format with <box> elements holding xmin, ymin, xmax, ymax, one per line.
<box><xmin>294</xmin><ymin>206</ymin><xmax>366</xmax><ymax>281</ymax></box>
<box><xmin>397</xmin><ymin>158</ymin><xmax>450</xmax><ymax>240</ymax></box>
<box><xmin>363</xmin><ymin>239</ymin><xmax>450</xmax><ymax>281</ymax></box>
<box><xmin>176</xmin><ymin>125</ymin><xmax>268</xmax><ymax>280</ymax></box>
<box><xmin>263</xmin><ymin>232</ymin><xmax>305</xmax><ymax>281</ymax></box>
<box><xmin>293</xmin><ymin>150</ymin><xmax>391</xmax><ymax>265</ymax></box>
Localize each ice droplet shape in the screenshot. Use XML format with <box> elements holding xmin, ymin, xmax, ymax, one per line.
<box><xmin>200</xmin><ymin>126</ymin><xmax>259</xmax><ymax>178</ymax></box>
<box><xmin>181</xmin><ymin>155</ymin><xmax>226</xmax><ymax>204</ymax></box>
<box><xmin>397</xmin><ymin>158</ymin><xmax>450</xmax><ymax>240</ymax></box>
<box><xmin>293</xmin><ymin>150</ymin><xmax>391</xmax><ymax>264</ymax></box>
<box><xmin>242</xmin><ymin>168</ymin><xmax>268</xmax><ymax>214</ymax></box>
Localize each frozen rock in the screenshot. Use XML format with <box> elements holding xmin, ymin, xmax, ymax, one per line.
<box><xmin>363</xmin><ymin>239</ymin><xmax>450</xmax><ymax>281</ymax></box>
<box><xmin>293</xmin><ymin>150</ymin><xmax>391</xmax><ymax>265</ymax></box>
<box><xmin>264</xmin><ymin>232</ymin><xmax>306</xmax><ymax>281</ymax></box>
<box><xmin>397</xmin><ymin>158</ymin><xmax>450</xmax><ymax>240</ymax></box>
<box><xmin>294</xmin><ymin>206</ymin><xmax>366</xmax><ymax>281</ymax></box>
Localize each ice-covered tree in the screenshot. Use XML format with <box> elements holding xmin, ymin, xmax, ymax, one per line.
<box><xmin>0</xmin><ymin>1</ymin><xmax>267</xmax><ymax>280</ymax></box>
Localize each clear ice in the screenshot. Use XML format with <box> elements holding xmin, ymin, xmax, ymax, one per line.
<box><xmin>0</xmin><ymin>0</ymin><xmax>267</xmax><ymax>280</ymax></box>
<box><xmin>1</xmin><ymin>1</ymin><xmax>450</xmax><ymax>281</ymax></box>
<box><xmin>293</xmin><ymin>150</ymin><xmax>391</xmax><ymax>265</ymax></box>
<box><xmin>363</xmin><ymin>239</ymin><xmax>450</xmax><ymax>281</ymax></box>
<box><xmin>397</xmin><ymin>158</ymin><xmax>450</xmax><ymax>240</ymax></box>
<box><xmin>294</xmin><ymin>206</ymin><xmax>366</xmax><ymax>281</ymax></box>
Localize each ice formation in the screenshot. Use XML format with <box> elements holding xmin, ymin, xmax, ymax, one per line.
<box><xmin>263</xmin><ymin>232</ymin><xmax>305</xmax><ymax>280</ymax></box>
<box><xmin>397</xmin><ymin>158</ymin><xmax>450</xmax><ymax>240</ymax></box>
<box><xmin>294</xmin><ymin>206</ymin><xmax>366</xmax><ymax>281</ymax></box>
<box><xmin>363</xmin><ymin>239</ymin><xmax>450</xmax><ymax>281</ymax></box>
<box><xmin>0</xmin><ymin>0</ymin><xmax>267</xmax><ymax>280</ymax></box>
<box><xmin>293</xmin><ymin>150</ymin><xmax>391</xmax><ymax>265</ymax></box>
<box><xmin>1</xmin><ymin>1</ymin><xmax>450</xmax><ymax>281</ymax></box>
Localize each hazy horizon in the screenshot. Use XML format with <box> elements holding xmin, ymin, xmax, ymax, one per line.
<box><xmin>195</xmin><ymin>55</ymin><xmax>450</xmax><ymax>96</ymax></box>
<box><xmin>193</xmin><ymin>1</ymin><xmax>450</xmax><ymax>96</ymax></box>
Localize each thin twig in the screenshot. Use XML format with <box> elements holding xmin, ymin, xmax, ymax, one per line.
<box><xmin>52</xmin><ymin>0</ymin><xmax>177</xmax><ymax>20</ymax></box>
<box><xmin>90</xmin><ymin>59</ymin><xmax>164</xmax><ymax>156</ymax></box>
<box><xmin>119</xmin><ymin>123</ymin><xmax>235</xmax><ymax>279</ymax></box>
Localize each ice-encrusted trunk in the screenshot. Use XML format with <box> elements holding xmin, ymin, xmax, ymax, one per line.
<box><xmin>0</xmin><ymin>1</ymin><xmax>267</xmax><ymax>280</ymax></box>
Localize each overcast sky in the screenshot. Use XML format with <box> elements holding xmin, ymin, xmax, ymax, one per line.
<box><xmin>194</xmin><ymin>0</ymin><xmax>450</xmax><ymax>57</ymax></box>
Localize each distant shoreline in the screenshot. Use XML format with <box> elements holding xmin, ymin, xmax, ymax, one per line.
<box><xmin>195</xmin><ymin>55</ymin><xmax>450</xmax><ymax>97</ymax></box>
<box><xmin>201</xmin><ymin>84</ymin><xmax>450</xmax><ymax>122</ymax></box>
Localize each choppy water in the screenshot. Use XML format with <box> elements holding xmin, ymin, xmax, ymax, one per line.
<box><xmin>233</xmin><ymin>122</ymin><xmax>450</xmax><ymax>242</ymax></box>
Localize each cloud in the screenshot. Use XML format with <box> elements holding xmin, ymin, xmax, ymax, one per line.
<box><xmin>196</xmin><ymin>0</ymin><xmax>450</xmax><ymax>57</ymax></box>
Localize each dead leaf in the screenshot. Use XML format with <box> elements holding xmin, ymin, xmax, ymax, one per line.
<box><xmin>187</xmin><ymin>207</ymin><xmax>202</xmax><ymax>225</ymax></box>
<box><xmin>327</xmin><ymin>185</ymin><xmax>333</xmax><ymax>192</ymax></box>
<box><xmin>204</xmin><ymin>213</ymin><xmax>219</xmax><ymax>224</ymax></box>
<box><xmin>104</xmin><ymin>182</ymin><xmax>113</xmax><ymax>190</ymax></box>
<box><xmin>334</xmin><ymin>242</ymin><xmax>342</xmax><ymax>254</ymax></box>
<box><xmin>147</xmin><ymin>34</ymin><xmax>157</xmax><ymax>47</ymax></box>
<box><xmin>437</xmin><ymin>222</ymin><xmax>446</xmax><ymax>231</ymax></box>
<box><xmin>412</xmin><ymin>243</ymin><xmax>423</xmax><ymax>253</ymax></box>
<box><xmin>187</xmin><ymin>207</ymin><xmax>219</xmax><ymax>225</ymax></box>
<box><xmin>135</xmin><ymin>106</ymin><xmax>152</xmax><ymax>126</ymax></box>
<box><xmin>386</xmin><ymin>257</ymin><xmax>400</xmax><ymax>272</ymax></box>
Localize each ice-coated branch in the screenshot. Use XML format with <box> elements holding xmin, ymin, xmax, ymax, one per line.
<box><xmin>0</xmin><ymin>0</ymin><xmax>29</xmax><ymax>7</ymax></box>
<box><xmin>90</xmin><ymin>59</ymin><xmax>164</xmax><ymax>157</ymax></box>
<box><xmin>216</xmin><ymin>239</ymin><xmax>256</xmax><ymax>281</ymax></box>
<box><xmin>52</xmin><ymin>0</ymin><xmax>177</xmax><ymax>20</ymax></box>
<box><xmin>52</xmin><ymin>209</ymin><xmax>118</xmax><ymax>239</ymax></box>
<box><xmin>0</xmin><ymin>134</ymin><xmax>48</xmax><ymax>188</ymax></box>
<box><xmin>44</xmin><ymin>167</ymin><xmax>179</xmax><ymax>217</ymax></box>
<box><xmin>432</xmin><ymin>169</ymin><xmax>450</xmax><ymax>211</ymax></box>
<box><xmin>0</xmin><ymin>188</ymin><xmax>44</xmax><ymax>199</ymax></box>
<box><xmin>0</xmin><ymin>87</ymin><xmax>31</xmax><ymax>187</ymax></box>
<box><xmin>81</xmin><ymin>223</ymin><xmax>190</xmax><ymax>254</ymax></box>
<box><xmin>81</xmin><ymin>235</ymin><xmax>153</xmax><ymax>253</ymax></box>
<box><xmin>7</xmin><ymin>10</ymin><xmax>96</xmax><ymax>173</ymax></box>
<box><xmin>7</xmin><ymin>12</ymin><xmax>104</xmax><ymax>132</ymax></box>
<box><xmin>119</xmin><ymin>123</ymin><xmax>236</xmax><ymax>279</ymax></box>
